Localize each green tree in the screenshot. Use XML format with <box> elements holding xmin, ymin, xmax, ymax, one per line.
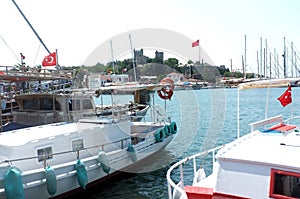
<box><xmin>164</xmin><ymin>58</ymin><xmax>178</xmax><ymax>67</ymax></box>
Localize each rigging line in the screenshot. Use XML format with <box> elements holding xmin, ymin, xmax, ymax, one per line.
<box><xmin>0</xmin><ymin>34</ymin><xmax>19</xmax><ymax>62</ymax></box>
<box><xmin>11</xmin><ymin>0</ymin><xmax>51</xmax><ymax>54</ymax></box>
<box><xmin>286</xmin><ymin>38</ymin><xmax>300</xmax><ymax>60</ymax></box>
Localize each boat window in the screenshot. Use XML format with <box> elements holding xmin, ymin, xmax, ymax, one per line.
<box><xmin>68</xmin><ymin>99</ymin><xmax>81</xmax><ymax>111</ymax></box>
<box><xmin>37</xmin><ymin>146</ymin><xmax>53</xmax><ymax>162</ymax></box>
<box><xmin>83</xmin><ymin>99</ymin><xmax>93</xmax><ymax>109</ymax></box>
<box><xmin>40</xmin><ymin>98</ymin><xmax>53</xmax><ymax>110</ymax></box>
<box><xmin>72</xmin><ymin>138</ymin><xmax>84</xmax><ymax>151</ymax></box>
<box><xmin>270</xmin><ymin>168</ymin><xmax>300</xmax><ymax>198</ymax></box>
<box><xmin>23</xmin><ymin>99</ymin><xmax>39</xmax><ymax>110</ymax></box>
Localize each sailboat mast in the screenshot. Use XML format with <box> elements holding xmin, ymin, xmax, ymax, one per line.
<box><xmin>129</xmin><ymin>34</ymin><xmax>137</xmax><ymax>82</ymax></box>
<box><xmin>11</xmin><ymin>0</ymin><xmax>51</xmax><ymax>54</ymax></box>
<box><xmin>244</xmin><ymin>35</ymin><xmax>246</xmax><ymax>79</ymax></box>
<box><xmin>260</xmin><ymin>37</ymin><xmax>262</xmax><ymax>79</ymax></box>
<box><xmin>110</xmin><ymin>40</ymin><xmax>115</xmax><ymax>74</ymax></box>
<box><xmin>284</xmin><ymin>37</ymin><xmax>287</xmax><ymax>78</ymax></box>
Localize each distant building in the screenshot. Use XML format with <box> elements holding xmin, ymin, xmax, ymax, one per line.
<box><xmin>88</xmin><ymin>73</ymin><xmax>129</xmax><ymax>88</ymax></box>
<box><xmin>167</xmin><ymin>72</ymin><xmax>184</xmax><ymax>82</ymax></box>
<box><xmin>140</xmin><ymin>75</ymin><xmax>157</xmax><ymax>84</ymax></box>
<box><xmin>155</xmin><ymin>51</ymin><xmax>164</xmax><ymax>64</ymax></box>
<box><xmin>134</xmin><ymin>49</ymin><xmax>147</xmax><ymax>65</ymax></box>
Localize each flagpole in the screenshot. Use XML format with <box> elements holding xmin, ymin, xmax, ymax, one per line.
<box><xmin>56</xmin><ymin>49</ymin><xmax>58</xmax><ymax>67</ymax></box>
<box><xmin>55</xmin><ymin>49</ymin><xmax>61</xmax><ymax>70</ymax></box>
<box><xmin>237</xmin><ymin>88</ymin><xmax>240</xmax><ymax>138</ymax></box>
<box><xmin>265</xmin><ymin>86</ymin><xmax>270</xmax><ymax>119</ymax></box>
<box><xmin>198</xmin><ymin>45</ymin><xmax>201</xmax><ymax>64</ymax></box>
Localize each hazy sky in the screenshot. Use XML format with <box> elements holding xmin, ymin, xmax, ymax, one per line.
<box><xmin>1</xmin><ymin>0</ymin><xmax>299</xmax><ymax>75</ymax></box>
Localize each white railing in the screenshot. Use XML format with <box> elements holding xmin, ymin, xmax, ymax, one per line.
<box><xmin>166</xmin><ymin>145</ymin><xmax>224</xmax><ymax>199</ymax></box>
<box><xmin>249</xmin><ymin>115</ymin><xmax>283</xmax><ymax>132</ymax></box>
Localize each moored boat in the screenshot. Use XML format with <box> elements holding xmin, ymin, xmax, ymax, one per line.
<box><xmin>166</xmin><ymin>86</ymin><xmax>300</xmax><ymax>199</ymax></box>
<box><xmin>0</xmin><ymin>71</ymin><xmax>177</xmax><ymax>198</ymax></box>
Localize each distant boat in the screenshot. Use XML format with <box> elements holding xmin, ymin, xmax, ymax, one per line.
<box><xmin>238</xmin><ymin>77</ymin><xmax>300</xmax><ymax>89</ymax></box>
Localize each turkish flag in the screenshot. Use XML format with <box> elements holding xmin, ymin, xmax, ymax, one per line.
<box><xmin>192</xmin><ymin>40</ymin><xmax>199</xmax><ymax>47</ymax></box>
<box><xmin>277</xmin><ymin>85</ymin><xmax>292</xmax><ymax>107</ymax></box>
<box><xmin>42</xmin><ymin>52</ymin><xmax>57</xmax><ymax>66</ymax></box>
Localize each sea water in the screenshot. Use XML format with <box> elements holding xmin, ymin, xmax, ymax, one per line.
<box><xmin>85</xmin><ymin>87</ymin><xmax>300</xmax><ymax>199</ymax></box>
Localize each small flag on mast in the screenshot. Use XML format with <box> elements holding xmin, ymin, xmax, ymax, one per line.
<box><xmin>277</xmin><ymin>85</ymin><xmax>292</xmax><ymax>107</ymax></box>
<box><xmin>192</xmin><ymin>40</ymin><xmax>199</xmax><ymax>47</ymax></box>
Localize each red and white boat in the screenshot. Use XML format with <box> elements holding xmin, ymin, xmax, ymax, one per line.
<box><xmin>166</xmin><ymin>86</ymin><xmax>300</xmax><ymax>199</ymax></box>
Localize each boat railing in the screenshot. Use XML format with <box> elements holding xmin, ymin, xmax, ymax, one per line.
<box><xmin>0</xmin><ymin>135</ymin><xmax>133</xmax><ymax>192</ymax></box>
<box><xmin>249</xmin><ymin>115</ymin><xmax>283</xmax><ymax>132</ymax></box>
<box><xmin>149</xmin><ymin>104</ymin><xmax>170</xmax><ymax>124</ymax></box>
<box><xmin>166</xmin><ymin>145</ymin><xmax>224</xmax><ymax>199</ymax></box>
<box><xmin>0</xmin><ymin>135</ymin><xmax>131</xmax><ymax>168</ymax></box>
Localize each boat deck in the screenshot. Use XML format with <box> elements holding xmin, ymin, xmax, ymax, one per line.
<box><xmin>217</xmin><ymin>125</ymin><xmax>300</xmax><ymax>170</ymax></box>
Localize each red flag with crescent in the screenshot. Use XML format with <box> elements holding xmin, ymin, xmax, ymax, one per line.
<box><xmin>277</xmin><ymin>85</ymin><xmax>292</xmax><ymax>107</ymax></box>
<box><xmin>42</xmin><ymin>52</ymin><xmax>57</xmax><ymax>66</ymax></box>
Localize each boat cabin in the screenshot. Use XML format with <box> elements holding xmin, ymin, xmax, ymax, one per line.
<box><xmin>12</xmin><ymin>93</ymin><xmax>96</xmax><ymax>126</ymax></box>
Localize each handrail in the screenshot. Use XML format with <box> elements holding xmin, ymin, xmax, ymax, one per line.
<box><xmin>0</xmin><ymin>136</ymin><xmax>131</xmax><ymax>166</ymax></box>
<box><xmin>166</xmin><ymin>145</ymin><xmax>224</xmax><ymax>199</ymax></box>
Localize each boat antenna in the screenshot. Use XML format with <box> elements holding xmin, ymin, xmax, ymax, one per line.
<box><xmin>11</xmin><ymin>0</ymin><xmax>51</xmax><ymax>54</ymax></box>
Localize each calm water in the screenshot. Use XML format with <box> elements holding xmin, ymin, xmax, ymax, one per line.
<box><xmin>83</xmin><ymin>87</ymin><xmax>300</xmax><ymax>199</ymax></box>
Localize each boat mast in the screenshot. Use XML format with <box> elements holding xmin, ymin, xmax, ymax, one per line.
<box><xmin>244</xmin><ymin>35</ymin><xmax>246</xmax><ymax>79</ymax></box>
<box><xmin>110</xmin><ymin>40</ymin><xmax>115</xmax><ymax>74</ymax></box>
<box><xmin>129</xmin><ymin>34</ymin><xmax>137</xmax><ymax>82</ymax></box>
<box><xmin>283</xmin><ymin>37</ymin><xmax>287</xmax><ymax>78</ymax></box>
<box><xmin>260</xmin><ymin>37</ymin><xmax>263</xmax><ymax>79</ymax></box>
<box><xmin>291</xmin><ymin>42</ymin><xmax>294</xmax><ymax>77</ymax></box>
<box><xmin>265</xmin><ymin>39</ymin><xmax>268</xmax><ymax>78</ymax></box>
<box><xmin>11</xmin><ymin>0</ymin><xmax>51</xmax><ymax>54</ymax></box>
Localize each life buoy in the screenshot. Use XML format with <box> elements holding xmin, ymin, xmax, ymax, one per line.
<box><xmin>158</xmin><ymin>78</ymin><xmax>174</xmax><ymax>100</ymax></box>
<box><xmin>157</xmin><ymin>88</ymin><xmax>173</xmax><ymax>100</ymax></box>
<box><xmin>160</xmin><ymin>77</ymin><xmax>175</xmax><ymax>90</ymax></box>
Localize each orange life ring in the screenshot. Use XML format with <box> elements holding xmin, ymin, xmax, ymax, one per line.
<box><xmin>158</xmin><ymin>78</ymin><xmax>174</xmax><ymax>100</ymax></box>
<box><xmin>160</xmin><ymin>77</ymin><xmax>175</xmax><ymax>91</ymax></box>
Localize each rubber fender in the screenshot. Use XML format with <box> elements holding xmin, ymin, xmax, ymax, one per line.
<box><xmin>170</xmin><ymin>121</ymin><xmax>178</xmax><ymax>134</ymax></box>
<box><xmin>164</xmin><ymin>125</ymin><xmax>171</xmax><ymax>136</ymax></box>
<box><xmin>45</xmin><ymin>165</ymin><xmax>57</xmax><ymax>196</ymax></box>
<box><xmin>127</xmin><ymin>144</ymin><xmax>137</xmax><ymax>162</ymax></box>
<box><xmin>4</xmin><ymin>166</ymin><xmax>24</xmax><ymax>199</ymax></box>
<box><xmin>75</xmin><ymin>159</ymin><xmax>88</xmax><ymax>189</ymax></box>
<box><xmin>155</xmin><ymin>128</ymin><xmax>165</xmax><ymax>142</ymax></box>
<box><xmin>97</xmin><ymin>150</ymin><xmax>110</xmax><ymax>174</ymax></box>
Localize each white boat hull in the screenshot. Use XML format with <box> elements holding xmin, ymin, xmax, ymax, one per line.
<box><xmin>0</xmin><ymin>121</ymin><xmax>174</xmax><ymax>199</ymax></box>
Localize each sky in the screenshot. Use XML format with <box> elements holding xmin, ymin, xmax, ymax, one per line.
<box><xmin>0</xmin><ymin>0</ymin><xmax>300</xmax><ymax>76</ymax></box>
